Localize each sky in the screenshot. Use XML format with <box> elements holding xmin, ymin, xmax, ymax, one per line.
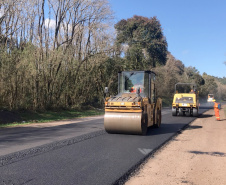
<box><xmin>108</xmin><ymin>0</ymin><xmax>226</xmax><ymax>78</ymax></box>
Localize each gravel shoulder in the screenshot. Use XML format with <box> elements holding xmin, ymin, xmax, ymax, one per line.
<box><xmin>126</xmin><ymin>105</ymin><xmax>226</xmax><ymax>185</ymax></box>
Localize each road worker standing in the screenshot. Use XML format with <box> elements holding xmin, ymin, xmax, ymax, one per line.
<box><xmin>213</xmin><ymin>99</ymin><xmax>220</xmax><ymax>121</ymax></box>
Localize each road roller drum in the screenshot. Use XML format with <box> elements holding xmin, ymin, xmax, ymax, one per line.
<box><xmin>104</xmin><ymin>112</ymin><xmax>146</xmax><ymax>135</ymax></box>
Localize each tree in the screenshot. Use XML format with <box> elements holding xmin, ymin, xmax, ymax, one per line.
<box><xmin>0</xmin><ymin>0</ymin><xmax>115</xmax><ymax>110</ymax></box>
<box><xmin>184</xmin><ymin>66</ymin><xmax>205</xmax><ymax>86</ymax></box>
<box><xmin>199</xmin><ymin>74</ymin><xmax>217</xmax><ymax>98</ymax></box>
<box><xmin>165</xmin><ymin>52</ymin><xmax>184</xmax><ymax>75</ymax></box>
<box><xmin>115</xmin><ymin>15</ymin><xmax>168</xmax><ymax>70</ymax></box>
<box><xmin>153</xmin><ymin>53</ymin><xmax>184</xmax><ymax>106</ymax></box>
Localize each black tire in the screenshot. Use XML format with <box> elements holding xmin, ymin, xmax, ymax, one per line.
<box><xmin>179</xmin><ymin>108</ymin><xmax>183</xmax><ymax>116</ymax></box>
<box><xmin>172</xmin><ymin>108</ymin><xmax>177</xmax><ymax>116</ymax></box>
<box><xmin>193</xmin><ymin>108</ymin><xmax>198</xmax><ymax>117</ymax></box>
<box><xmin>154</xmin><ymin>109</ymin><xmax>161</xmax><ymax>128</ymax></box>
<box><xmin>141</xmin><ymin>113</ymin><xmax>148</xmax><ymax>135</ymax></box>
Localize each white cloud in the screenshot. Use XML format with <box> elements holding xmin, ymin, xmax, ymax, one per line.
<box><xmin>44</xmin><ymin>18</ymin><xmax>56</xmax><ymax>29</ymax></box>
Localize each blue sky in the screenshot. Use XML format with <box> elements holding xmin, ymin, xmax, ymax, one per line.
<box><xmin>108</xmin><ymin>0</ymin><xmax>226</xmax><ymax>78</ymax></box>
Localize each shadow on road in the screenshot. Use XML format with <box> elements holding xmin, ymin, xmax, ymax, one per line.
<box><xmin>146</xmin><ymin>123</ymin><xmax>202</xmax><ymax>136</ymax></box>
<box><xmin>187</xmin><ymin>125</ymin><xmax>202</xmax><ymax>130</ymax></box>
<box><xmin>189</xmin><ymin>150</ymin><xmax>226</xmax><ymax>157</ymax></box>
<box><xmin>199</xmin><ymin>106</ymin><xmax>213</xmax><ymax>109</ymax></box>
<box><xmin>198</xmin><ymin>114</ymin><xmax>213</xmax><ymax>118</ymax></box>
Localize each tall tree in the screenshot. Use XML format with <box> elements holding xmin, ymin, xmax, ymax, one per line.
<box><xmin>115</xmin><ymin>15</ymin><xmax>168</xmax><ymax>69</ymax></box>
<box><xmin>184</xmin><ymin>66</ymin><xmax>205</xmax><ymax>87</ymax></box>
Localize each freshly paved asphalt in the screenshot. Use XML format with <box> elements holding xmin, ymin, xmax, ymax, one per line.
<box><xmin>0</xmin><ymin>107</ymin><xmax>210</xmax><ymax>185</ymax></box>
<box><xmin>0</xmin><ymin>116</ymin><xmax>105</xmax><ymax>156</ymax></box>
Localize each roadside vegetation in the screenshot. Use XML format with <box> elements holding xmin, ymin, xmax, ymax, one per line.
<box><xmin>1</xmin><ymin>0</ymin><xmax>226</xmax><ymax>125</ymax></box>
<box><xmin>0</xmin><ymin>108</ymin><xmax>104</xmax><ymax>127</ymax></box>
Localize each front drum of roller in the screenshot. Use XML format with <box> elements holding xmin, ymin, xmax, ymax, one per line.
<box><xmin>104</xmin><ymin>112</ymin><xmax>145</xmax><ymax>135</ymax></box>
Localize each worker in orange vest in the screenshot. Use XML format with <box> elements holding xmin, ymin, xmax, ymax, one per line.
<box><xmin>213</xmin><ymin>99</ymin><xmax>220</xmax><ymax>121</ymax></box>
<box><xmin>130</xmin><ymin>87</ymin><xmax>136</xmax><ymax>93</ymax></box>
<box><xmin>130</xmin><ymin>86</ymin><xmax>142</xmax><ymax>93</ymax></box>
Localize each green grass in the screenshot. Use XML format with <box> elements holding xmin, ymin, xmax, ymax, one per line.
<box><xmin>0</xmin><ymin>109</ymin><xmax>104</xmax><ymax>128</ymax></box>
<box><xmin>0</xmin><ymin>122</ymin><xmax>31</xmax><ymax>128</ymax></box>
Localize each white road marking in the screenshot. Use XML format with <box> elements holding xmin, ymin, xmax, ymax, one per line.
<box><xmin>138</xmin><ymin>148</ymin><xmax>153</xmax><ymax>155</ymax></box>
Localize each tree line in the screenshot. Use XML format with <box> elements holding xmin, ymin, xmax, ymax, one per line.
<box><xmin>0</xmin><ymin>0</ymin><xmax>225</xmax><ymax>111</ymax></box>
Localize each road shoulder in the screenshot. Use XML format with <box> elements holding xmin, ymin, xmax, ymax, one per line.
<box><xmin>126</xmin><ymin>105</ymin><xmax>226</xmax><ymax>185</ymax></box>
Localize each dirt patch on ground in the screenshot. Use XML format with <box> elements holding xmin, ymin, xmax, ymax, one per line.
<box><xmin>0</xmin><ymin>110</ymin><xmax>22</xmax><ymax>124</ymax></box>
<box><xmin>126</xmin><ymin>105</ymin><xmax>226</xmax><ymax>185</ymax></box>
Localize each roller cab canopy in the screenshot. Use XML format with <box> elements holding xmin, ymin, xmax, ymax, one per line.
<box><xmin>117</xmin><ymin>70</ymin><xmax>156</xmax><ymax>100</ymax></box>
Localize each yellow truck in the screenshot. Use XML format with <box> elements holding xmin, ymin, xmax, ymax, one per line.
<box><xmin>172</xmin><ymin>83</ymin><xmax>199</xmax><ymax>117</ymax></box>
<box><xmin>104</xmin><ymin>71</ymin><xmax>162</xmax><ymax>135</ymax></box>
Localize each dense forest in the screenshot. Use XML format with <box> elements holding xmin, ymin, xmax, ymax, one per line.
<box><xmin>0</xmin><ymin>0</ymin><xmax>226</xmax><ymax>111</ymax></box>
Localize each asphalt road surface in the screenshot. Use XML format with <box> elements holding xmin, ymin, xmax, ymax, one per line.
<box><xmin>0</xmin><ymin>107</ymin><xmax>210</xmax><ymax>185</ymax></box>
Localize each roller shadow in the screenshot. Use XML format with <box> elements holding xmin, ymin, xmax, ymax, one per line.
<box><xmin>198</xmin><ymin>114</ymin><xmax>213</xmax><ymax>118</ymax></box>
<box><xmin>199</xmin><ymin>106</ymin><xmax>213</xmax><ymax>109</ymax></box>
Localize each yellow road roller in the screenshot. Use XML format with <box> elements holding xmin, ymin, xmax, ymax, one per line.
<box><xmin>207</xmin><ymin>94</ymin><xmax>214</xmax><ymax>103</ymax></box>
<box><xmin>104</xmin><ymin>71</ymin><xmax>162</xmax><ymax>135</ymax></box>
<box><xmin>172</xmin><ymin>83</ymin><xmax>199</xmax><ymax>117</ymax></box>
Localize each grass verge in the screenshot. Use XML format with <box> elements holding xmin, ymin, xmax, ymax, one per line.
<box><xmin>0</xmin><ymin>108</ymin><xmax>104</xmax><ymax>128</ymax></box>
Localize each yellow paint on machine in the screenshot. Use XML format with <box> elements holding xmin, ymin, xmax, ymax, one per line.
<box><xmin>105</xmin><ymin>108</ymin><xmax>142</xmax><ymax>113</ymax></box>
<box><xmin>105</xmin><ymin>102</ymin><xmax>141</xmax><ymax>107</ymax></box>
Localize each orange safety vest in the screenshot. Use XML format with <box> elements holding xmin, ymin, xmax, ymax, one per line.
<box><xmin>131</xmin><ymin>87</ymin><xmax>142</xmax><ymax>93</ymax></box>
<box><xmin>131</xmin><ymin>87</ymin><xmax>136</xmax><ymax>93</ymax></box>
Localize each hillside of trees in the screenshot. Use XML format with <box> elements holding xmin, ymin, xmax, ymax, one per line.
<box><xmin>0</xmin><ymin>0</ymin><xmax>225</xmax><ymax>111</ymax></box>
